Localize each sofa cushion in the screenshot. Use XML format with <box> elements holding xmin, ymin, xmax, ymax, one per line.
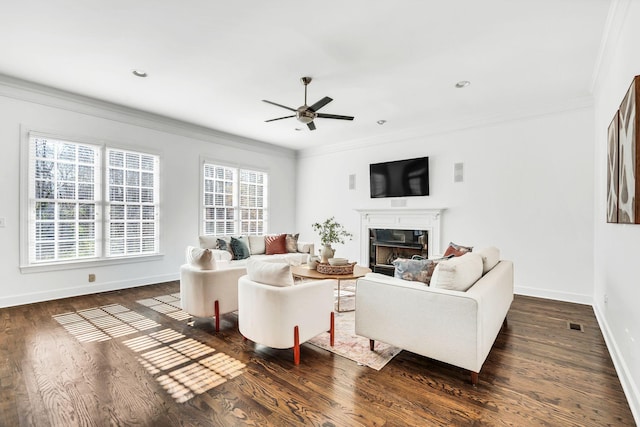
<box><xmin>265</xmin><ymin>234</ymin><xmax>287</xmax><ymax>255</ymax></box>
<box><xmin>185</xmin><ymin>246</ymin><xmax>216</xmax><ymax>270</ymax></box>
<box><xmin>286</xmin><ymin>233</ymin><xmax>299</xmax><ymax>253</ymax></box>
<box><xmin>443</xmin><ymin>242</ymin><xmax>473</xmax><ymax>257</ymax></box>
<box><xmin>430</xmin><ymin>252</ymin><xmax>483</xmax><ymax>292</ymax></box>
<box><xmin>198</xmin><ymin>235</ymin><xmax>218</xmax><ymax>250</ymax></box>
<box><xmin>297</xmin><ymin>241</ymin><xmax>313</xmax><ymax>254</ymax></box>
<box><xmin>210</xmin><ymin>249</ymin><xmax>233</xmax><ymax>262</ymax></box>
<box><xmin>392</xmin><ymin>257</ymin><xmax>445</xmax><ymax>284</ymax></box>
<box><xmin>475</xmin><ymin>247</ymin><xmax>500</xmax><ymax>274</ymax></box>
<box><xmin>248</xmin><ymin>235</ymin><xmax>266</xmax><ymax>255</ymax></box>
<box><xmin>230</xmin><ymin>237</ymin><xmax>251</xmax><ymax>260</ymax></box>
<box><xmin>246</xmin><ymin>258</ymin><xmax>294</xmax><ymax>287</ymax></box>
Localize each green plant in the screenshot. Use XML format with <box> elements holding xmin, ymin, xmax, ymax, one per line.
<box><xmin>312</xmin><ymin>217</ymin><xmax>353</xmax><ymax>246</ymax></box>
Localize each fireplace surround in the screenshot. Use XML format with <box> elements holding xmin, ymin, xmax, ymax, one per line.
<box><xmin>356</xmin><ymin>209</ymin><xmax>444</xmax><ymax>271</ymax></box>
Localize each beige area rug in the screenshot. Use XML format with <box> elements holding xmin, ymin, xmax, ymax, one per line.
<box><xmin>307</xmin><ymin>309</ymin><xmax>401</xmax><ymax>371</ymax></box>
<box><xmin>309</xmin><ymin>281</ymin><xmax>402</xmax><ymax>370</ymax></box>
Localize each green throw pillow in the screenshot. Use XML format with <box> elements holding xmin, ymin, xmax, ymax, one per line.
<box><xmin>230</xmin><ymin>237</ymin><xmax>250</xmax><ymax>260</ymax></box>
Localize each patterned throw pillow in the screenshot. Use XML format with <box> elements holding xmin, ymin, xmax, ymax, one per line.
<box><xmin>443</xmin><ymin>242</ymin><xmax>473</xmax><ymax>257</ymax></box>
<box><xmin>265</xmin><ymin>234</ymin><xmax>287</xmax><ymax>255</ymax></box>
<box><xmin>216</xmin><ymin>238</ymin><xmax>229</xmax><ymax>251</ymax></box>
<box><xmin>286</xmin><ymin>233</ymin><xmax>299</xmax><ymax>253</ymax></box>
<box><xmin>216</xmin><ymin>237</ymin><xmax>235</xmax><ymax>259</ymax></box>
<box><xmin>392</xmin><ymin>257</ymin><xmax>438</xmax><ymax>284</ymax></box>
<box><xmin>230</xmin><ymin>237</ymin><xmax>251</xmax><ymax>260</ymax></box>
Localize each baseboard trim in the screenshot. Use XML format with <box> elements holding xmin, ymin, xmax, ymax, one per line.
<box><xmin>0</xmin><ymin>273</ymin><xmax>180</xmax><ymax>308</ymax></box>
<box><xmin>514</xmin><ymin>286</ymin><xmax>593</xmax><ymax>305</ymax></box>
<box><xmin>593</xmin><ymin>304</ymin><xmax>640</xmax><ymax>425</ymax></box>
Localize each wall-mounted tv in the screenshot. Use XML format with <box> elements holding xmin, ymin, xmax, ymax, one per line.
<box><xmin>369</xmin><ymin>157</ymin><xmax>429</xmax><ymax>198</ymax></box>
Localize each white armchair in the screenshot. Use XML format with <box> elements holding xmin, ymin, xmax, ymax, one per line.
<box><xmin>238</xmin><ymin>260</ymin><xmax>335</xmax><ymax>365</ymax></box>
<box><xmin>179</xmin><ymin>247</ymin><xmax>246</xmax><ymax>332</ymax></box>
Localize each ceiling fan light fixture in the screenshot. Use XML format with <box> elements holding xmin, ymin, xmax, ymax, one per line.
<box><xmin>296</xmin><ymin>106</ymin><xmax>317</xmax><ymax>124</ymax></box>
<box><xmin>455</xmin><ymin>80</ymin><xmax>471</xmax><ymax>88</ymax></box>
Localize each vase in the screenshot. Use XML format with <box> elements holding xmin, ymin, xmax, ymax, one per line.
<box><xmin>319</xmin><ymin>244</ymin><xmax>335</xmax><ymax>263</ymax></box>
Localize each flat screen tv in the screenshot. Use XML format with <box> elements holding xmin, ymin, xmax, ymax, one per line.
<box><xmin>369</xmin><ymin>157</ymin><xmax>429</xmax><ymax>198</ymax></box>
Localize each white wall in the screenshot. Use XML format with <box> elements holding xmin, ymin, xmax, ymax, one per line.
<box><xmin>296</xmin><ymin>108</ymin><xmax>595</xmax><ymax>303</ymax></box>
<box><xmin>592</xmin><ymin>0</ymin><xmax>640</xmax><ymax>420</ymax></box>
<box><xmin>0</xmin><ymin>78</ymin><xmax>297</xmax><ymax>307</ymax></box>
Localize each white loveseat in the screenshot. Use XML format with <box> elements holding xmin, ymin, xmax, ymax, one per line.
<box><xmin>355</xmin><ymin>249</ymin><xmax>514</xmax><ymax>385</ymax></box>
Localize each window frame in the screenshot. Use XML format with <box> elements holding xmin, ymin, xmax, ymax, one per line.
<box><xmin>20</xmin><ymin>128</ymin><xmax>163</xmax><ymax>273</ymax></box>
<box><xmin>200</xmin><ymin>157</ymin><xmax>269</xmax><ymax>237</ymax></box>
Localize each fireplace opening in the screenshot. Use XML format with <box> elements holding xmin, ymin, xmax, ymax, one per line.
<box><xmin>369</xmin><ymin>228</ymin><xmax>428</xmax><ymax>276</ymax></box>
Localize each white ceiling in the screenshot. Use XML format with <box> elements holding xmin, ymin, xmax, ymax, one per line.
<box><xmin>0</xmin><ymin>1</ymin><xmax>611</xmax><ymax>151</ymax></box>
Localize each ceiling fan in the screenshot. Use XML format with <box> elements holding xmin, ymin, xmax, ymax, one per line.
<box><xmin>262</xmin><ymin>77</ymin><xmax>354</xmax><ymax>131</ymax></box>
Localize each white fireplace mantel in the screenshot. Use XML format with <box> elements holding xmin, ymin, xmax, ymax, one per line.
<box><xmin>356</xmin><ymin>208</ymin><xmax>444</xmax><ymax>266</ymax></box>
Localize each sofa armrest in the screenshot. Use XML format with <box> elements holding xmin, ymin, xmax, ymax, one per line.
<box><xmin>466</xmin><ymin>260</ymin><xmax>514</xmax><ymax>359</ymax></box>
<box><xmin>179</xmin><ymin>264</ymin><xmax>247</xmax><ymax>317</ymax></box>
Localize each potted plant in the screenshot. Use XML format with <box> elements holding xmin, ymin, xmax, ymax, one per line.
<box><xmin>312</xmin><ymin>217</ymin><xmax>353</xmax><ymax>263</ymax></box>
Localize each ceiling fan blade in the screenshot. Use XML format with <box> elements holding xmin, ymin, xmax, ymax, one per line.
<box><xmin>265</xmin><ymin>115</ymin><xmax>295</xmax><ymax>122</ymax></box>
<box><xmin>307</xmin><ymin>121</ymin><xmax>316</xmax><ymax>131</ymax></box>
<box><xmin>316</xmin><ymin>113</ymin><xmax>354</xmax><ymax>121</ymax></box>
<box><xmin>309</xmin><ymin>96</ymin><xmax>333</xmax><ymax>112</ymax></box>
<box><xmin>262</xmin><ymin>100</ymin><xmax>296</xmax><ymax>112</ymax></box>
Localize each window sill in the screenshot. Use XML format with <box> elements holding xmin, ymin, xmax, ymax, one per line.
<box><xmin>20</xmin><ymin>254</ymin><xmax>164</xmax><ymax>274</ymax></box>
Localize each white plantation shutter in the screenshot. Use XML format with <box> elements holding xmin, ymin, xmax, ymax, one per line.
<box><xmin>29</xmin><ymin>136</ymin><xmax>101</xmax><ymax>263</ymax></box>
<box><xmin>202</xmin><ymin>163</ymin><xmax>268</xmax><ymax>236</ymax></box>
<box><xmin>25</xmin><ymin>133</ymin><xmax>160</xmax><ymax>267</ymax></box>
<box><xmin>203</xmin><ymin>164</ymin><xmax>237</xmax><ymax>235</ymax></box>
<box><xmin>239</xmin><ymin>169</ymin><xmax>268</xmax><ymax>234</ymax></box>
<box><xmin>107</xmin><ymin>148</ymin><xmax>159</xmax><ymax>256</ymax></box>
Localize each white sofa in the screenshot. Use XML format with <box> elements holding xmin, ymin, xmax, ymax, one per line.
<box><xmin>355</xmin><ymin>249</ymin><xmax>514</xmax><ymax>385</ymax></box>
<box><xmin>180</xmin><ymin>235</ymin><xmax>315</xmax><ymax>331</ymax></box>
<box><xmin>198</xmin><ymin>234</ymin><xmax>315</xmax><ymax>266</ymax></box>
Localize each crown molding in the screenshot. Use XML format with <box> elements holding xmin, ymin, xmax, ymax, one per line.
<box><xmin>0</xmin><ymin>73</ymin><xmax>295</xmax><ymax>158</ymax></box>
<box><xmin>298</xmin><ymin>96</ymin><xmax>594</xmax><ymax>158</ymax></box>
<box><xmin>590</xmin><ymin>0</ymin><xmax>631</xmax><ymax>94</ymax></box>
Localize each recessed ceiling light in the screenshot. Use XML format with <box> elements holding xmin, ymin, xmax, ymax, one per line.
<box><xmin>376</xmin><ymin>120</ymin><xmax>387</xmax><ymax>125</ymax></box>
<box><xmin>455</xmin><ymin>80</ymin><xmax>470</xmax><ymax>88</ymax></box>
<box><xmin>132</xmin><ymin>70</ymin><xmax>148</xmax><ymax>78</ymax></box>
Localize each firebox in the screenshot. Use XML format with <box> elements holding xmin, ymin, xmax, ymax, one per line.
<box><xmin>369</xmin><ymin>228</ymin><xmax>428</xmax><ymax>276</ymax></box>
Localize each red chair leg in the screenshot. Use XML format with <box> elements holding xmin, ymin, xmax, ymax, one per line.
<box><xmin>329</xmin><ymin>312</ymin><xmax>335</xmax><ymax>347</ymax></box>
<box><xmin>293</xmin><ymin>326</ymin><xmax>300</xmax><ymax>365</ymax></box>
<box><xmin>214</xmin><ymin>300</ymin><xmax>220</xmax><ymax>332</ymax></box>
<box><xmin>369</xmin><ymin>339</ymin><xmax>375</xmax><ymax>351</ymax></box>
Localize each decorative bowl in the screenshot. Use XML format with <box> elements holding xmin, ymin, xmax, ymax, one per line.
<box><xmin>328</xmin><ymin>258</ymin><xmax>348</xmax><ymax>266</ymax></box>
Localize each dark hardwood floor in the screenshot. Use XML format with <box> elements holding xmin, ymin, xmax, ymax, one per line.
<box><xmin>0</xmin><ymin>281</ymin><xmax>635</xmax><ymax>426</ymax></box>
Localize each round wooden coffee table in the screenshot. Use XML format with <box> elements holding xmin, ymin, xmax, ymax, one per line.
<box><xmin>290</xmin><ymin>264</ymin><xmax>372</xmax><ymax>312</ymax></box>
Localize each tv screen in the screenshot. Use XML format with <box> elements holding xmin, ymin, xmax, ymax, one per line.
<box><xmin>370</xmin><ymin>157</ymin><xmax>429</xmax><ymax>198</ymax></box>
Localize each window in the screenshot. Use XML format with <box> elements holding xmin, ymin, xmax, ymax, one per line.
<box><xmin>25</xmin><ymin>133</ymin><xmax>160</xmax><ymax>267</ymax></box>
<box><xmin>203</xmin><ymin>162</ymin><xmax>268</xmax><ymax>235</ymax></box>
